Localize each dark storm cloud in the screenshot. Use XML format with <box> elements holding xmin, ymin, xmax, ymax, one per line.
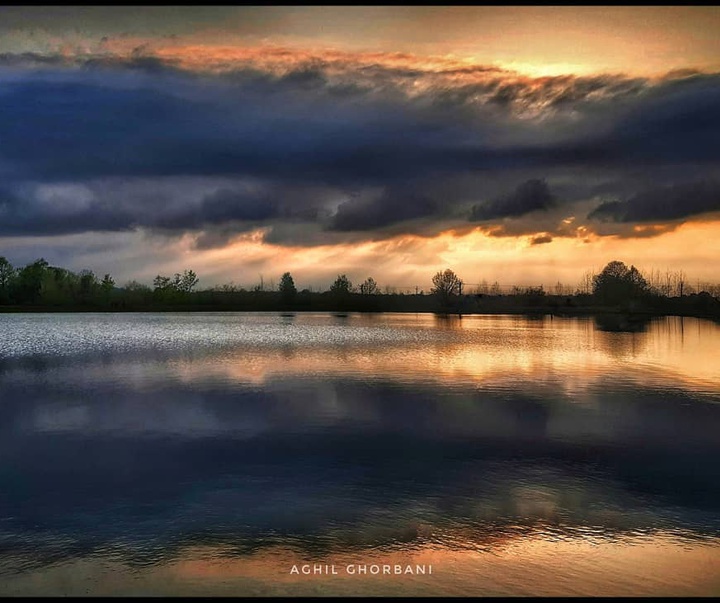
<box><xmin>0</xmin><ymin>182</ymin><xmax>286</xmax><ymax>238</ymax></box>
<box><xmin>588</xmin><ymin>180</ymin><xmax>720</xmax><ymax>223</ymax></box>
<box><xmin>0</xmin><ymin>53</ymin><xmax>719</xmax><ymax>243</ymax></box>
<box><xmin>0</xmin><ymin>185</ymin><xmax>137</xmax><ymax>236</ymax></box>
<box><xmin>0</xmin><ymin>73</ymin><xmax>490</xmax><ymax>186</ymax></box>
<box><xmin>549</xmin><ymin>74</ymin><xmax>720</xmax><ymax>168</ymax></box>
<box><xmin>469</xmin><ymin>179</ymin><xmax>557</xmax><ymax>221</ymax></box>
<box><xmin>153</xmin><ymin>188</ymin><xmax>279</xmax><ymax>230</ymax></box>
<box><xmin>2</xmin><ymin>55</ymin><xmax>705</xmax><ymax>186</ymax></box>
<box><xmin>329</xmin><ymin>187</ymin><xmax>438</xmax><ymax>231</ymax></box>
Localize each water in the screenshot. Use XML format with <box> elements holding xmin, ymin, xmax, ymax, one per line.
<box><xmin>0</xmin><ymin>312</ymin><xmax>719</xmax><ymax>596</ymax></box>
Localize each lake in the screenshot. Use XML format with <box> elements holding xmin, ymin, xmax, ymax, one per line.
<box><xmin>0</xmin><ymin>312</ymin><xmax>719</xmax><ymax>596</ymax></box>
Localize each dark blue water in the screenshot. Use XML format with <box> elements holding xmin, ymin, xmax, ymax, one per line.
<box><xmin>1</xmin><ymin>313</ymin><xmax>718</xmax><ymax>595</ymax></box>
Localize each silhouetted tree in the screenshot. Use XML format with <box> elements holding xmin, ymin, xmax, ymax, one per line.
<box><xmin>152</xmin><ymin>269</ymin><xmax>198</xmax><ymax>303</ymax></box>
<box><xmin>14</xmin><ymin>258</ymin><xmax>49</xmax><ymax>304</ymax></box>
<box><xmin>153</xmin><ymin>274</ymin><xmax>176</xmax><ymax>304</ymax></box>
<box><xmin>101</xmin><ymin>274</ymin><xmax>115</xmax><ymax>292</ymax></box>
<box><xmin>592</xmin><ymin>260</ymin><xmax>649</xmax><ymax>305</ymax></box>
<box><xmin>0</xmin><ymin>257</ymin><xmax>15</xmax><ymax>303</ymax></box>
<box><xmin>40</xmin><ymin>266</ymin><xmax>76</xmax><ymax>305</ymax></box>
<box><xmin>153</xmin><ymin>275</ymin><xmax>172</xmax><ymax>291</ymax></box>
<box><xmin>359</xmin><ymin>277</ymin><xmax>378</xmax><ymax>295</ymax></box>
<box><xmin>329</xmin><ymin>274</ymin><xmax>353</xmax><ymax>310</ymax></box>
<box><xmin>431</xmin><ymin>268</ymin><xmax>461</xmax><ymax>309</ymax></box>
<box><xmin>125</xmin><ymin>280</ymin><xmax>150</xmax><ymax>293</ymax></box>
<box><xmin>77</xmin><ymin>269</ymin><xmax>98</xmax><ymax>303</ymax></box>
<box><xmin>330</xmin><ymin>274</ymin><xmax>353</xmax><ymax>295</ymax></box>
<box><xmin>100</xmin><ymin>274</ymin><xmax>115</xmax><ymax>305</ymax></box>
<box><xmin>173</xmin><ymin>269</ymin><xmax>199</xmax><ymax>293</ymax></box>
<box><xmin>674</xmin><ymin>269</ymin><xmax>687</xmax><ymax>298</ymax></box>
<box><xmin>279</xmin><ymin>272</ymin><xmax>297</xmax><ymax>305</ymax></box>
<box><xmin>123</xmin><ymin>280</ymin><xmax>152</xmax><ymax>307</ymax></box>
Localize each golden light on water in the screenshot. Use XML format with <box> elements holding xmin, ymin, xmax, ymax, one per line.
<box><xmin>3</xmin><ymin>533</ymin><xmax>718</xmax><ymax>596</ymax></box>
<box><xmin>165</xmin><ymin>315</ymin><xmax>720</xmax><ymax>394</ymax></box>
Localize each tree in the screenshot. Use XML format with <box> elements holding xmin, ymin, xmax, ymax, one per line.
<box><xmin>37</xmin><ymin>266</ymin><xmax>73</xmax><ymax>305</ymax></box>
<box><xmin>592</xmin><ymin>260</ymin><xmax>650</xmax><ymax>305</ymax></box>
<box><xmin>78</xmin><ymin>269</ymin><xmax>98</xmax><ymax>301</ymax></box>
<box><xmin>101</xmin><ymin>274</ymin><xmax>115</xmax><ymax>293</ymax></box>
<box><xmin>125</xmin><ymin>280</ymin><xmax>151</xmax><ymax>293</ymax></box>
<box><xmin>123</xmin><ymin>280</ymin><xmax>152</xmax><ymax>307</ymax></box>
<box><xmin>153</xmin><ymin>273</ymin><xmax>176</xmax><ymax>304</ymax></box>
<box><xmin>431</xmin><ymin>269</ymin><xmax>462</xmax><ymax>309</ymax></box>
<box><xmin>0</xmin><ymin>257</ymin><xmax>15</xmax><ymax>302</ymax></box>
<box><xmin>153</xmin><ymin>275</ymin><xmax>172</xmax><ymax>291</ymax></box>
<box><xmin>279</xmin><ymin>272</ymin><xmax>297</xmax><ymax>305</ymax></box>
<box><xmin>14</xmin><ymin>258</ymin><xmax>49</xmax><ymax>304</ymax></box>
<box><xmin>359</xmin><ymin>277</ymin><xmax>378</xmax><ymax>295</ymax></box>
<box><xmin>577</xmin><ymin>269</ymin><xmax>595</xmax><ymax>295</ymax></box>
<box><xmin>174</xmin><ymin>269</ymin><xmax>199</xmax><ymax>293</ymax></box>
<box><xmin>329</xmin><ymin>274</ymin><xmax>353</xmax><ymax>311</ymax></box>
<box><xmin>99</xmin><ymin>274</ymin><xmax>115</xmax><ymax>305</ymax></box>
<box><xmin>330</xmin><ymin>274</ymin><xmax>353</xmax><ymax>295</ymax></box>
<box><xmin>153</xmin><ymin>269</ymin><xmax>198</xmax><ymax>303</ymax></box>
<box><xmin>673</xmin><ymin>269</ymin><xmax>687</xmax><ymax>298</ymax></box>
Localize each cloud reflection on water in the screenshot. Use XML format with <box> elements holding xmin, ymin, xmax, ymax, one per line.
<box><xmin>0</xmin><ymin>313</ymin><xmax>718</xmax><ymax>594</ymax></box>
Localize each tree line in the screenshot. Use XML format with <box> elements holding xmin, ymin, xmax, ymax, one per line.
<box><xmin>0</xmin><ymin>256</ymin><xmax>718</xmax><ymax>316</ymax></box>
<box><xmin>428</xmin><ymin>261</ymin><xmax>719</xmax><ymax>316</ymax></box>
<box><xmin>0</xmin><ymin>258</ymin><xmax>390</xmax><ymax>312</ymax></box>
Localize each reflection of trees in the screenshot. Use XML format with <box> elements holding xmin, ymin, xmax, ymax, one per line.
<box><xmin>433</xmin><ymin>314</ymin><xmax>463</xmax><ymax>328</ymax></box>
<box><xmin>594</xmin><ymin>313</ymin><xmax>651</xmax><ymax>333</ymax></box>
<box><xmin>592</xmin><ymin>322</ymin><xmax>649</xmax><ymax>359</ymax></box>
<box><xmin>593</xmin><ymin>313</ymin><xmax>653</xmax><ymax>358</ymax></box>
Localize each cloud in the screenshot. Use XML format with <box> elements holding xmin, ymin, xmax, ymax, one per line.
<box><xmin>0</xmin><ymin>184</ymin><xmax>137</xmax><ymax>236</ymax></box>
<box><xmin>469</xmin><ymin>179</ymin><xmax>557</xmax><ymax>221</ymax></box>
<box><xmin>529</xmin><ymin>233</ymin><xmax>553</xmax><ymax>245</ymax></box>
<box><xmin>329</xmin><ymin>186</ymin><xmax>438</xmax><ymax>231</ymax></box>
<box><xmin>588</xmin><ymin>180</ymin><xmax>720</xmax><ymax>223</ymax></box>
<box><xmin>153</xmin><ymin>187</ymin><xmax>279</xmax><ymax>231</ymax></box>
<box><xmin>0</xmin><ymin>46</ymin><xmax>719</xmax><ymax>248</ymax></box>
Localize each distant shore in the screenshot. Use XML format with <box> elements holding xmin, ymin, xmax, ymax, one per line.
<box><xmin>2</xmin><ymin>258</ymin><xmax>719</xmax><ymax>325</ymax></box>
<box><xmin>1</xmin><ymin>297</ymin><xmax>719</xmax><ymax>324</ymax></box>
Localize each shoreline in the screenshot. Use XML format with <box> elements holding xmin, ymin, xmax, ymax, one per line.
<box><xmin>1</xmin><ymin>305</ymin><xmax>718</xmax><ymax>323</ymax></box>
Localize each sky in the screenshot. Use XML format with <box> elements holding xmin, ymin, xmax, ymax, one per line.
<box><xmin>1</xmin><ymin>6</ymin><xmax>719</xmax><ymax>291</ymax></box>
